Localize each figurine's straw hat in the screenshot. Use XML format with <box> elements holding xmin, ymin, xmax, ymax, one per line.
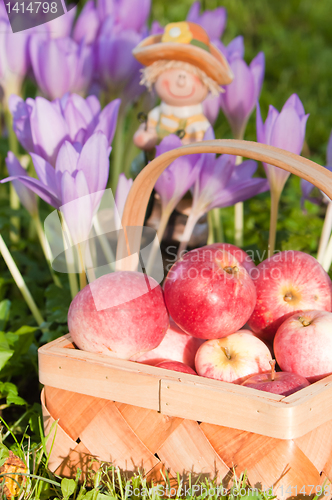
<box><xmin>133</xmin><ymin>21</ymin><xmax>233</xmax><ymax>86</ymax></box>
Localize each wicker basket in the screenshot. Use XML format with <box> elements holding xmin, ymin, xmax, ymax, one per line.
<box><xmin>39</xmin><ymin>140</ymin><xmax>332</xmax><ymax>500</ymax></box>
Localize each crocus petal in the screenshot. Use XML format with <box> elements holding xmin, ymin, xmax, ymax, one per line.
<box><xmin>43</xmin><ymin>8</ymin><xmax>76</xmax><ymax>38</ymax></box>
<box><xmin>76</xmin><ymin>131</ymin><xmax>110</xmax><ymax>208</ymax></box>
<box><xmin>72</xmin><ymin>41</ymin><xmax>94</xmax><ymax>95</ymax></box>
<box><xmin>93</xmin><ymin>98</ymin><xmax>120</xmax><ymax>144</ymax></box>
<box><xmin>220</xmin><ymin>58</ymin><xmax>255</xmax><ymax>138</ymax></box>
<box><xmin>228</xmin><ymin>160</ymin><xmax>258</xmax><ymax>184</ymax></box>
<box><xmin>55</xmin><ymin>141</ymin><xmax>80</xmax><ymax>191</ymax></box>
<box><xmin>5</xmin><ymin>152</ymin><xmax>38</xmax><ymax>216</ymax></box>
<box><xmin>250</xmin><ymin>52</ymin><xmax>265</xmax><ymax>100</ymax></box>
<box><xmin>203</xmin><ymin>94</ymin><xmax>220</xmax><ymax>126</ymax></box>
<box><xmin>116</xmin><ymin>0</ymin><xmax>151</xmax><ymax>32</ymax></box>
<box><xmin>115</xmin><ymin>173</ymin><xmax>133</xmax><ymax>220</ymax></box>
<box><xmin>282</xmin><ymin>93</ymin><xmax>305</xmax><ymax>117</ymax></box>
<box><xmin>226</xmin><ymin>36</ymin><xmax>244</xmax><ymax>60</ymax></box>
<box><xmin>187</xmin><ymin>2</ymin><xmax>227</xmax><ymax>40</ymax></box>
<box><xmin>155</xmin><ymin>134</ymin><xmax>182</xmax><ymax>157</ymax></box>
<box><xmin>9</xmin><ymin>95</ymin><xmax>34</xmax><ymax>152</ymax></box>
<box><xmin>30</xmin><ymin>152</ymin><xmax>57</xmax><ymax>192</ymax></box>
<box><xmin>197</xmin><ymin>154</ymin><xmax>235</xmax><ymax>206</ymax></box>
<box><xmin>186</xmin><ymin>2</ymin><xmax>200</xmax><ymax>22</ymax></box>
<box><xmin>30</xmin><ymin>97</ymin><xmax>69</xmax><ymax>165</ymax></box>
<box><xmin>270</xmin><ymin>107</ymin><xmax>304</xmax><ymax>155</ymax></box>
<box><xmin>150</xmin><ymin>21</ymin><xmax>164</xmax><ymax>35</ymax></box>
<box><xmin>60</xmin><ymin>170</ymin><xmax>93</xmax><ymax>245</ymax></box>
<box><xmin>256</xmin><ymin>100</ymin><xmax>265</xmax><ymax>144</ymax></box>
<box><xmin>212</xmin><ymin>178</ymin><xmax>269</xmax><ymax>209</ymax></box>
<box><xmin>73</xmin><ymin>0</ymin><xmax>100</xmax><ymax>44</ymax></box>
<box><xmin>64</xmin><ymin>99</ymin><xmax>89</xmax><ymax>141</ymax></box>
<box><xmin>1</xmin><ymin>175</ymin><xmax>60</xmax><ymax>208</ymax></box>
<box><xmin>155</xmin><ymin>135</ymin><xmax>201</xmax><ymax>209</ymax></box>
<box><xmin>327</xmin><ymin>131</ymin><xmax>332</xmax><ymax>167</ymax></box>
<box><xmin>263</xmin><ymin>105</ymin><xmax>279</xmax><ymax>145</ymax></box>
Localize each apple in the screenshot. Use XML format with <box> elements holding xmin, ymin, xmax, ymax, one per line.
<box><xmin>132</xmin><ymin>319</ymin><xmax>204</xmax><ymax>369</ymax></box>
<box><xmin>164</xmin><ymin>246</ymin><xmax>256</xmax><ymax>339</ymax></box>
<box><xmin>194</xmin><ymin>332</ymin><xmax>272</xmax><ymax>384</ymax></box>
<box><xmin>68</xmin><ymin>271</ymin><xmax>169</xmax><ymax>360</ymax></box>
<box><xmin>241</xmin><ymin>359</ymin><xmax>310</xmax><ymax>396</ymax></box>
<box><xmin>155</xmin><ymin>360</ymin><xmax>197</xmax><ymax>375</ymax></box>
<box><xmin>208</xmin><ymin>243</ymin><xmax>256</xmax><ymax>275</ymax></box>
<box><xmin>247</xmin><ymin>250</ymin><xmax>332</xmax><ymax>342</ymax></box>
<box><xmin>274</xmin><ymin>310</ymin><xmax>332</xmax><ymax>383</ymax></box>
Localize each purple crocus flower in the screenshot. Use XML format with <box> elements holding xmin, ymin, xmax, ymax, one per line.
<box><xmin>187</xmin><ymin>1</ymin><xmax>227</xmax><ymax>41</ymax></box>
<box><xmin>30</xmin><ymin>34</ymin><xmax>93</xmax><ymax>100</ymax></box>
<box><xmin>256</xmin><ymin>93</ymin><xmax>309</xmax><ymax>193</ymax></box>
<box><xmin>96</xmin><ymin>18</ymin><xmax>144</xmax><ymax>102</ymax></box>
<box><xmin>5</xmin><ymin>152</ymin><xmax>38</xmax><ymax>216</ymax></box>
<box><xmin>9</xmin><ymin>94</ymin><xmax>119</xmax><ymax>166</ymax></box>
<box><xmin>178</xmin><ymin>153</ymin><xmax>269</xmax><ymax>255</ymax></box>
<box><xmin>2</xmin><ymin>132</ymin><xmax>110</xmax><ymax>245</ymax></box>
<box><xmin>73</xmin><ymin>1</ymin><xmax>100</xmax><ymax>44</ymax></box>
<box><xmin>203</xmin><ymin>94</ymin><xmax>220</xmax><ymax>126</ymax></box>
<box><xmin>0</xmin><ymin>18</ymin><xmax>30</xmax><ymax>102</ymax></box>
<box><xmin>97</xmin><ymin>0</ymin><xmax>150</xmax><ymax>33</ymax></box>
<box><xmin>219</xmin><ymin>36</ymin><xmax>265</xmax><ymax>139</ymax></box>
<box><xmin>36</xmin><ymin>8</ymin><xmax>77</xmax><ymax>38</ymax></box>
<box><xmin>154</xmin><ymin>135</ymin><xmax>201</xmax><ymax>213</ymax></box>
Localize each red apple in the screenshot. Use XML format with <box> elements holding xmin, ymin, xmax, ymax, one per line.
<box><xmin>155</xmin><ymin>360</ymin><xmax>197</xmax><ymax>375</ymax></box>
<box><xmin>194</xmin><ymin>332</ymin><xmax>272</xmax><ymax>384</ymax></box>
<box><xmin>208</xmin><ymin>243</ymin><xmax>256</xmax><ymax>275</ymax></box>
<box><xmin>241</xmin><ymin>360</ymin><xmax>310</xmax><ymax>396</ymax></box>
<box><xmin>164</xmin><ymin>246</ymin><xmax>256</xmax><ymax>339</ymax></box>
<box><xmin>132</xmin><ymin>319</ymin><xmax>204</xmax><ymax>369</ymax></box>
<box><xmin>68</xmin><ymin>271</ymin><xmax>169</xmax><ymax>360</ymax></box>
<box><xmin>247</xmin><ymin>250</ymin><xmax>332</xmax><ymax>342</ymax></box>
<box><xmin>274</xmin><ymin>310</ymin><xmax>332</xmax><ymax>383</ymax></box>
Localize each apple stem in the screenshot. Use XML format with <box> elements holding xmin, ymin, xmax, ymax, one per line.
<box><xmin>283</xmin><ymin>292</ymin><xmax>293</xmax><ymax>302</ymax></box>
<box><xmin>269</xmin><ymin>359</ymin><xmax>276</xmax><ymax>381</ymax></box>
<box><xmin>224</xmin><ymin>266</ymin><xmax>239</xmax><ymax>275</ymax></box>
<box><xmin>222</xmin><ymin>346</ymin><xmax>231</xmax><ymax>360</ymax></box>
<box><xmin>298</xmin><ymin>316</ymin><xmax>311</xmax><ymax>327</ymax></box>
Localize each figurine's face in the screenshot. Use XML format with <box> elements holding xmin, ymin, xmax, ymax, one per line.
<box><xmin>154</xmin><ymin>68</ymin><xmax>208</xmax><ymax>106</ymax></box>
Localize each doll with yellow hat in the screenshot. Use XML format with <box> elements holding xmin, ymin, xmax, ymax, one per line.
<box><xmin>133</xmin><ymin>21</ymin><xmax>233</xmax><ymax>149</ymax></box>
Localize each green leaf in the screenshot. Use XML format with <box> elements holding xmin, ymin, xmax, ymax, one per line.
<box><xmin>0</xmin><ymin>300</ymin><xmax>11</xmax><ymax>331</ymax></box>
<box><xmin>0</xmin><ymin>347</ymin><xmax>14</xmax><ymax>371</ymax></box>
<box><xmin>61</xmin><ymin>478</ymin><xmax>77</xmax><ymax>499</ymax></box>
<box><xmin>13</xmin><ymin>325</ymin><xmax>38</xmax><ymax>336</ymax></box>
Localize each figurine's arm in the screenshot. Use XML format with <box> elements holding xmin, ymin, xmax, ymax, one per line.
<box><xmin>133</xmin><ymin>107</ymin><xmax>159</xmax><ymax>150</ymax></box>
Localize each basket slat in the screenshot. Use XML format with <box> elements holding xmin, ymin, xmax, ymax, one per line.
<box><xmin>45</xmin><ymin>386</ymin><xmax>109</xmax><ymax>441</ymax></box>
<box><xmin>294</xmin><ymin>419</ymin><xmax>332</xmax><ymax>473</ymax></box>
<box><xmin>114</xmin><ymin>402</ymin><xmax>184</xmax><ymax>453</ymax></box>
<box><xmin>78</xmin><ymin>401</ymin><xmax>160</xmax><ymax>472</ymax></box>
<box><xmin>157</xmin><ymin>420</ymin><xmax>229</xmax><ymax>482</ymax></box>
<box><xmin>41</xmin><ymin>389</ymin><xmax>78</xmax><ymax>471</ymax></box>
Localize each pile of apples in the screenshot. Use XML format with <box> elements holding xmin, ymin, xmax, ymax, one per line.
<box><xmin>68</xmin><ymin>244</ymin><xmax>332</xmax><ymax>396</ymax></box>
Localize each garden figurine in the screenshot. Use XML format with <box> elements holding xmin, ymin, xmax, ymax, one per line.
<box><xmin>132</xmin><ymin>21</ymin><xmax>233</xmax><ymax>149</ymax></box>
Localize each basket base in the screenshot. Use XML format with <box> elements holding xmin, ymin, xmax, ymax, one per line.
<box><xmin>42</xmin><ymin>386</ymin><xmax>332</xmax><ymax>499</ymax></box>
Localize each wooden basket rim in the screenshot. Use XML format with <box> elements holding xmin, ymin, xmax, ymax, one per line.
<box><xmin>39</xmin><ymin>334</ymin><xmax>332</xmax><ymax>440</ymax></box>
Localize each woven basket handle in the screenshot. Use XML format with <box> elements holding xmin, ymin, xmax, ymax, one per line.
<box><xmin>116</xmin><ymin>139</ymin><xmax>332</xmax><ymax>270</ymax></box>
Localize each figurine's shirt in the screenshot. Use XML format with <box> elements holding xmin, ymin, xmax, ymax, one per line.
<box><xmin>148</xmin><ymin>102</ymin><xmax>210</xmax><ymax>143</ymax></box>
